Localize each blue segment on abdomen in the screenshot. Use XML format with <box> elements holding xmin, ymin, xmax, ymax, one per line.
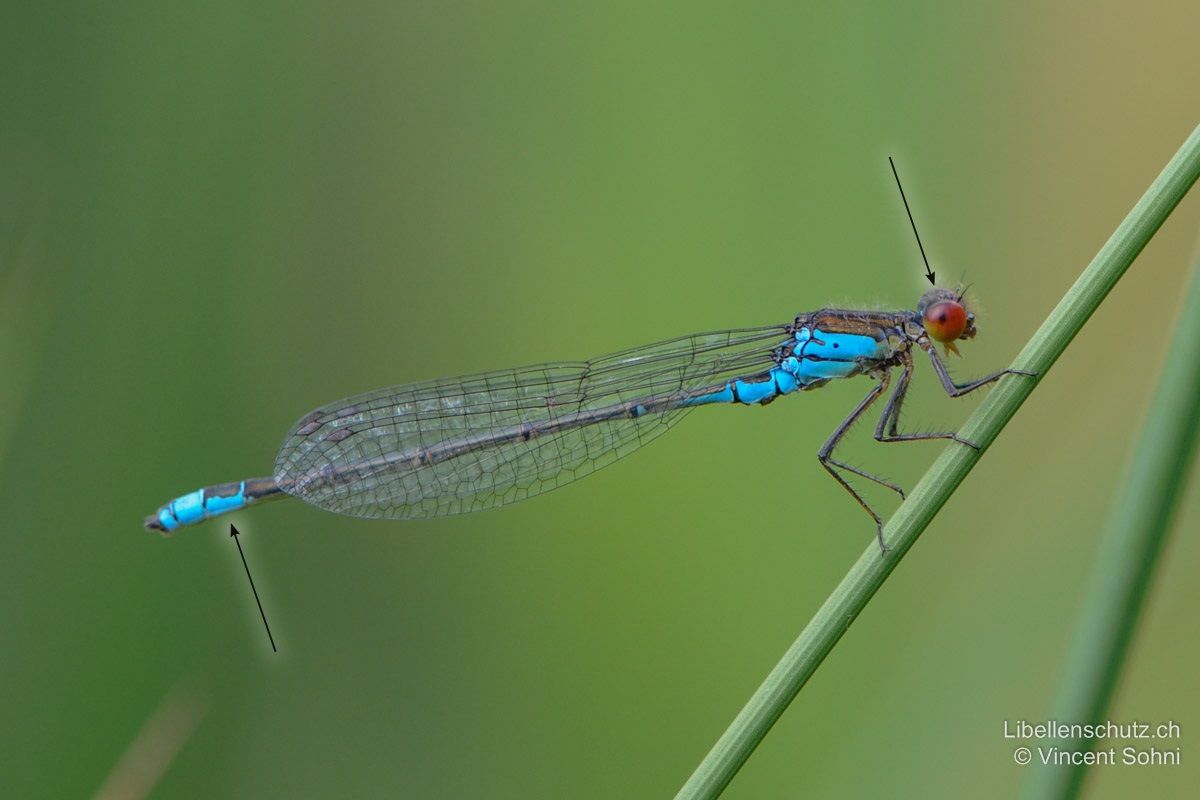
<box><xmin>157</xmin><ymin>506</ymin><xmax>183</xmax><ymax>531</ymax></box>
<box><xmin>734</xmin><ymin>376</ymin><xmax>777</xmax><ymax>404</ymax></box>
<box><xmin>682</xmin><ymin>383</ymin><xmax>735</xmax><ymax>406</ymax></box>
<box><xmin>205</xmin><ymin>484</ymin><xmax>247</xmax><ymax>515</ymax></box>
<box><xmin>682</xmin><ymin>365</ymin><xmax>799</xmax><ymax>408</ymax></box>
<box><xmin>773</xmin><ymin>369</ymin><xmax>799</xmax><ymax>394</ymax></box>
<box><xmin>157</xmin><ymin>481</ymin><xmax>247</xmax><ymax>531</ymax></box>
<box><xmin>169</xmin><ymin>489</ymin><xmax>206</xmax><ymax>527</ymax></box>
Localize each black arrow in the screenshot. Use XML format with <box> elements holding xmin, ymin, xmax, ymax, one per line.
<box><xmin>888</xmin><ymin>156</ymin><xmax>936</xmax><ymax>285</ymax></box>
<box><xmin>230</xmin><ymin>524</ymin><xmax>277</xmax><ymax>652</ymax></box>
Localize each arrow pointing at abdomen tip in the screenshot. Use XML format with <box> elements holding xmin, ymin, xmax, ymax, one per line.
<box><xmin>230</xmin><ymin>524</ymin><xmax>277</xmax><ymax>652</ymax></box>
<box><xmin>888</xmin><ymin>156</ymin><xmax>937</xmax><ymax>285</ymax></box>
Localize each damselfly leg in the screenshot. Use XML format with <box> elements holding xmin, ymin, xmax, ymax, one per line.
<box><xmin>921</xmin><ymin>342</ymin><xmax>1037</xmax><ymax>398</ymax></box>
<box><xmin>817</xmin><ymin>370</ymin><xmax>906</xmax><ymax>554</ymax></box>
<box><xmin>874</xmin><ymin>352</ymin><xmax>977</xmax><ymax>448</ymax></box>
<box><xmin>819</xmin><ymin>349</ymin><xmax>1037</xmax><ymax>554</ymax></box>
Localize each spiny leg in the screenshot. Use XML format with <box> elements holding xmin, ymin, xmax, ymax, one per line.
<box><xmin>818</xmin><ymin>371</ymin><xmax>903</xmax><ymax>554</ymax></box>
<box><xmin>874</xmin><ymin>354</ymin><xmax>977</xmax><ymax>448</ymax></box>
<box><xmin>821</xmin><ymin>376</ymin><xmax>907</xmax><ymax>498</ymax></box>
<box><xmin>922</xmin><ymin>342</ymin><xmax>1037</xmax><ymax>398</ymax></box>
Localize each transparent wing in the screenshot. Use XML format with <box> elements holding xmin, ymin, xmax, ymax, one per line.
<box><xmin>273</xmin><ymin>324</ymin><xmax>791</xmax><ymax>519</ymax></box>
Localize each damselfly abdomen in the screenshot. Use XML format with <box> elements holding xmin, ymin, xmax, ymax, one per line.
<box><xmin>145</xmin><ymin>287</ymin><xmax>1032</xmax><ymax>552</ymax></box>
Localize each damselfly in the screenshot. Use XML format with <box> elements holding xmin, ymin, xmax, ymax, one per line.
<box><xmin>145</xmin><ymin>287</ymin><xmax>1032</xmax><ymax>552</ymax></box>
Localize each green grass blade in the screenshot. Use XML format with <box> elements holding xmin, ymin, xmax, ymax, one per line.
<box><xmin>674</xmin><ymin>122</ymin><xmax>1200</xmax><ymax>800</ymax></box>
<box><xmin>1018</xmin><ymin>255</ymin><xmax>1200</xmax><ymax>799</ymax></box>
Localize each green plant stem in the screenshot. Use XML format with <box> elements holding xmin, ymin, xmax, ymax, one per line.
<box><xmin>674</xmin><ymin>122</ymin><xmax>1200</xmax><ymax>800</ymax></box>
<box><xmin>1019</xmin><ymin>253</ymin><xmax>1200</xmax><ymax>799</ymax></box>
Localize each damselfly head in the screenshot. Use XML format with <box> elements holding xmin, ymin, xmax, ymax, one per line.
<box><xmin>917</xmin><ymin>286</ymin><xmax>977</xmax><ymax>356</ymax></box>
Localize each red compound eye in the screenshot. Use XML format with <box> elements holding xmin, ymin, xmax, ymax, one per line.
<box><xmin>923</xmin><ymin>300</ymin><xmax>968</xmax><ymax>343</ymax></box>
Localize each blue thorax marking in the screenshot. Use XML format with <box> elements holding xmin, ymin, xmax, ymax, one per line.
<box><xmin>680</xmin><ymin>327</ymin><xmax>888</xmax><ymax>409</ymax></box>
<box><xmin>793</xmin><ymin>326</ymin><xmax>886</xmax><ymax>361</ymax></box>
<box><xmin>788</xmin><ymin>327</ymin><xmax>887</xmax><ymax>383</ymax></box>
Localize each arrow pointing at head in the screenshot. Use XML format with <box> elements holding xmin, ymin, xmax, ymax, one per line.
<box><xmin>889</xmin><ymin>156</ymin><xmax>937</xmax><ymax>285</ymax></box>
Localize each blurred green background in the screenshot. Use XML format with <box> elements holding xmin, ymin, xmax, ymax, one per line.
<box><xmin>2</xmin><ymin>2</ymin><xmax>1198</xmax><ymax>798</ymax></box>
